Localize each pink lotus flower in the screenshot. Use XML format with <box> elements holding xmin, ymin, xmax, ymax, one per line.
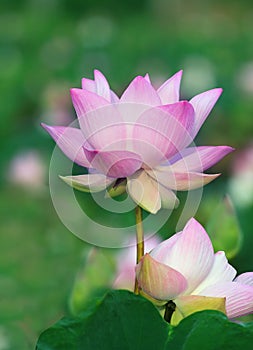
<box><xmin>42</xmin><ymin>70</ymin><xmax>233</xmax><ymax>213</ymax></box>
<box><xmin>136</xmin><ymin>218</ymin><xmax>253</xmax><ymax>324</ymax></box>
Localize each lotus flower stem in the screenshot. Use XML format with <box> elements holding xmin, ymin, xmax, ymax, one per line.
<box><xmin>134</xmin><ymin>205</ymin><xmax>144</xmax><ymax>294</ymax></box>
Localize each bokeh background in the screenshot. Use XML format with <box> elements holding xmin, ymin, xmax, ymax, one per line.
<box><xmin>1</xmin><ymin>0</ymin><xmax>253</xmax><ymax>348</ymax></box>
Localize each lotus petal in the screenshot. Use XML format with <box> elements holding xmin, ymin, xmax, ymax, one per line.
<box><xmin>167</xmin><ymin>146</ymin><xmax>234</xmax><ymax>173</ymax></box>
<box><xmin>158</xmin><ymin>184</ymin><xmax>179</xmax><ymax>209</ymax></box>
<box><xmin>190</xmin><ymin>88</ymin><xmax>223</xmax><ymax>138</ymax></box>
<box><xmin>144</xmin><ymin>73</ymin><xmax>151</xmax><ymax>83</ymax></box>
<box><xmin>121</xmin><ymin>76</ymin><xmax>161</xmax><ymax>106</ymax></box>
<box><xmin>84</xmin><ymin>147</ymin><xmax>142</xmax><ymax>178</ymax></box>
<box><xmin>136</xmin><ymin>254</ymin><xmax>187</xmax><ymax>300</ymax></box>
<box><xmin>234</xmin><ymin>272</ymin><xmax>253</xmax><ymax>287</ymax></box>
<box><xmin>70</xmin><ymin>88</ymin><xmax>109</xmax><ymax>125</ymax></box>
<box><xmin>157</xmin><ymin>70</ymin><xmax>183</xmax><ymax>104</ymax></box>
<box><xmin>148</xmin><ymin>169</ymin><xmax>220</xmax><ymax>191</ymax></box>
<box><xmin>199</xmin><ymin>282</ymin><xmax>253</xmax><ymax>319</ymax></box>
<box><xmin>81</xmin><ymin>77</ymin><xmax>96</xmax><ymax>94</ymax></box>
<box><xmin>151</xmin><ymin>218</ymin><xmax>214</xmax><ymax>294</ymax></box>
<box><xmin>60</xmin><ymin>173</ymin><xmax>115</xmax><ymax>192</ymax></box>
<box><xmin>132</xmin><ymin>101</ymin><xmax>195</xmax><ymax>167</ymax></box>
<box><xmin>82</xmin><ymin>70</ymin><xmax>119</xmax><ymax>103</ymax></box>
<box><xmin>192</xmin><ymin>251</ymin><xmax>237</xmax><ymax>295</ymax></box>
<box><xmin>41</xmin><ymin>124</ymin><xmax>90</xmax><ymax>168</ymax></box>
<box><xmin>127</xmin><ymin>170</ymin><xmax>161</xmax><ymax>214</ymax></box>
<box><xmin>79</xmin><ymin>103</ymin><xmax>126</xmax><ymax>150</ymax></box>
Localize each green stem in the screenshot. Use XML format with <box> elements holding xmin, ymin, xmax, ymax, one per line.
<box><xmin>134</xmin><ymin>205</ymin><xmax>144</xmax><ymax>294</ymax></box>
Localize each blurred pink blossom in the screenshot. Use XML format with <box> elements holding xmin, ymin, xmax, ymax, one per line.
<box><xmin>41</xmin><ymin>82</ymin><xmax>73</xmax><ymax>126</ymax></box>
<box><xmin>7</xmin><ymin>150</ymin><xmax>45</xmax><ymax>190</ymax></box>
<box><xmin>229</xmin><ymin>144</ymin><xmax>253</xmax><ymax>207</ymax></box>
<box><xmin>237</xmin><ymin>62</ymin><xmax>253</xmax><ymax>96</ymax></box>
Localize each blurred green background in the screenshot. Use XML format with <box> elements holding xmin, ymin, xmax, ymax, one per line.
<box><xmin>1</xmin><ymin>0</ymin><xmax>253</xmax><ymax>348</ymax></box>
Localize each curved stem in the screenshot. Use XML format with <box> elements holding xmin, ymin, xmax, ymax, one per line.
<box><xmin>134</xmin><ymin>205</ymin><xmax>144</xmax><ymax>294</ymax></box>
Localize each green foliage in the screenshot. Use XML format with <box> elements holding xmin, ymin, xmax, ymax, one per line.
<box><xmin>0</xmin><ymin>188</ymin><xmax>85</xmax><ymax>349</ymax></box>
<box><xmin>167</xmin><ymin>310</ymin><xmax>253</xmax><ymax>350</ymax></box>
<box><xmin>36</xmin><ymin>290</ymin><xmax>253</xmax><ymax>350</ymax></box>
<box><xmin>37</xmin><ymin>290</ymin><xmax>169</xmax><ymax>350</ymax></box>
<box><xmin>69</xmin><ymin>248</ymin><xmax>116</xmax><ymax>315</ymax></box>
<box><xmin>206</xmin><ymin>195</ymin><xmax>242</xmax><ymax>259</ymax></box>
